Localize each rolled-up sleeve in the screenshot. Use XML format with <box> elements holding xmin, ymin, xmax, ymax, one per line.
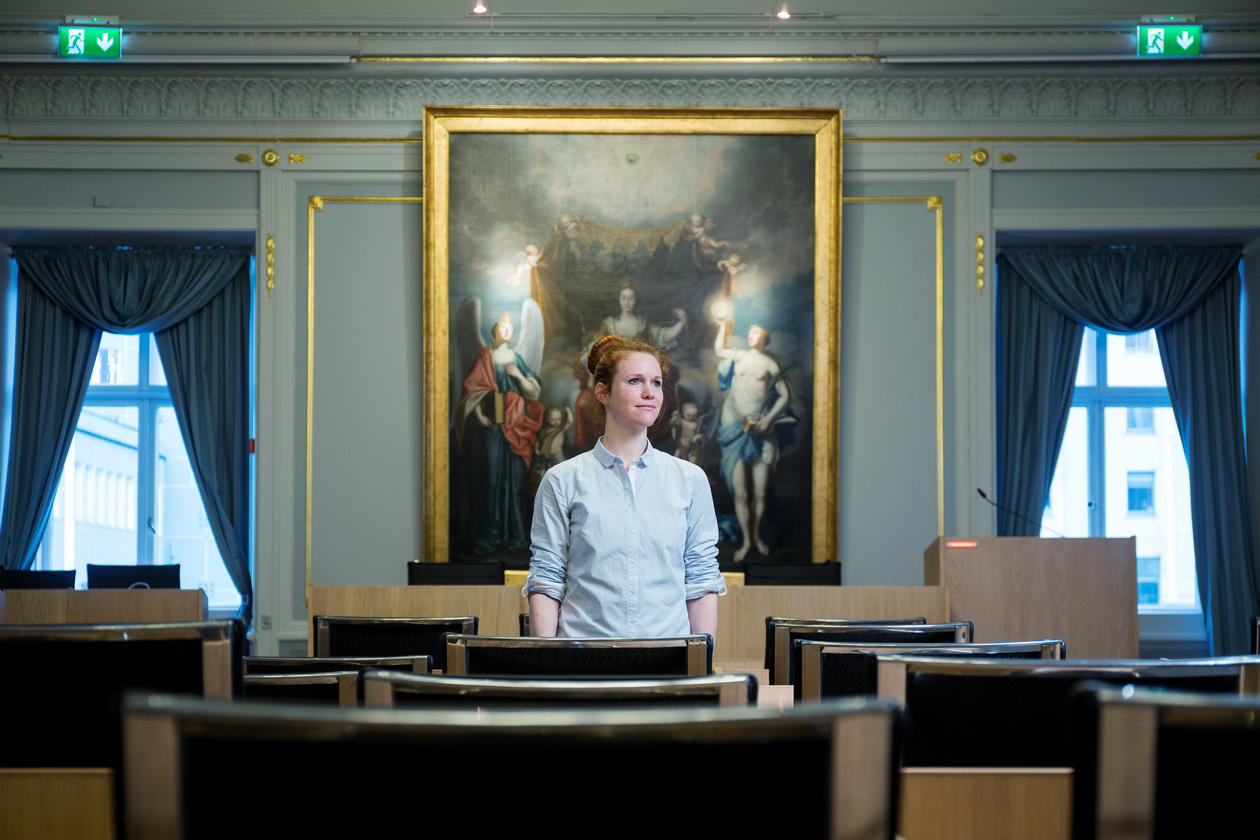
<box><xmin>524</xmin><ymin>470</ymin><xmax>569</xmax><ymax>601</ymax></box>
<box><xmin>682</xmin><ymin>466</ymin><xmax>726</xmax><ymax>602</ymax></box>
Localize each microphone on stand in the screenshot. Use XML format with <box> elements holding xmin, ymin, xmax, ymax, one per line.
<box><xmin>976</xmin><ymin>488</ymin><xmax>1066</xmax><ymax>538</ymax></box>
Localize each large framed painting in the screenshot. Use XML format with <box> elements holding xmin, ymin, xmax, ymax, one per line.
<box><xmin>423</xmin><ymin>107</ymin><xmax>841</xmax><ymax>568</ymax></box>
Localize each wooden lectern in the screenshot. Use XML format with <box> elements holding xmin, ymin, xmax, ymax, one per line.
<box><xmin>924</xmin><ymin>537</ymin><xmax>1138</xmax><ymax>658</ymax></box>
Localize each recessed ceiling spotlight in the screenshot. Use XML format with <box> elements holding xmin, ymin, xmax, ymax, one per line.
<box><xmin>472</xmin><ymin>0</ymin><xmax>489</xmax><ymax>14</ymax></box>
<box><xmin>775</xmin><ymin>4</ymin><xmax>791</xmax><ymax>20</ymax></box>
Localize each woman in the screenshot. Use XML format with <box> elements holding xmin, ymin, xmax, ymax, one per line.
<box><xmin>525</xmin><ymin>334</ymin><xmax>725</xmax><ymax>639</ymax></box>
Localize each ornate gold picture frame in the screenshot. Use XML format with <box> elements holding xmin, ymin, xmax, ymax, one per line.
<box><xmin>423</xmin><ymin>106</ymin><xmax>841</xmax><ymax>566</ymax></box>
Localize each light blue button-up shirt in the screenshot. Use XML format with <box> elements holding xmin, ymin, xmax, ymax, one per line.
<box><xmin>524</xmin><ymin>439</ymin><xmax>726</xmax><ymax>637</ymax></box>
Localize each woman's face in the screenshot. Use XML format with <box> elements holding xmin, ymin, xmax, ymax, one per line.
<box><xmin>618</xmin><ymin>287</ymin><xmax>637</xmax><ymax>314</ymax></box>
<box><xmin>599</xmin><ymin>351</ymin><xmax>663</xmax><ymax>430</ymax></box>
<box><xmin>493</xmin><ymin>319</ymin><xmax>513</xmax><ymax>344</ymax></box>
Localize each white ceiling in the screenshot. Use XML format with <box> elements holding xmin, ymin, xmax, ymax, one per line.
<box><xmin>3</xmin><ymin>0</ymin><xmax>1259</xmax><ymax>29</ymax></box>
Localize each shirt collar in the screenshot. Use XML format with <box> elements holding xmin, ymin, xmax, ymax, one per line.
<box><xmin>593</xmin><ymin>437</ymin><xmax>654</xmax><ymax>468</ymax></box>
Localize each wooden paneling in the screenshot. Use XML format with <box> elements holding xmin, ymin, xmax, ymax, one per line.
<box><xmin>2</xmin><ymin>590</ymin><xmax>69</xmax><ymax>624</ymax></box>
<box><xmin>899</xmin><ymin>767</ymin><xmax>1072</xmax><ymax>840</ymax></box>
<box><xmin>66</xmin><ymin>590</ymin><xmax>207</xmax><ymax>624</ymax></box>
<box><xmin>0</xmin><ymin>768</ymin><xmax>115</xmax><ymax>840</ymax></box>
<box><xmin>2</xmin><ymin>590</ymin><xmax>206</xmax><ymax>625</ymax></box>
<box><xmin>309</xmin><ymin>584</ymin><xmax>948</xmax><ymax>660</ymax></box>
<box><xmin>925</xmin><ymin>537</ymin><xmax>1137</xmax><ymax>658</ymax></box>
<box><xmin>308</xmin><ymin>585</ymin><xmax>526</xmax><ymax>654</ymax></box>
<box><xmin>725</xmin><ymin>586</ymin><xmax>949</xmax><ymax>661</ymax></box>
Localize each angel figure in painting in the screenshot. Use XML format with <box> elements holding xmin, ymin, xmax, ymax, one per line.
<box><xmin>453</xmin><ymin>298</ymin><xmax>545</xmax><ymax>555</ymax></box>
<box><xmin>717</xmin><ymin>253</ymin><xmax>745</xmax><ymax>299</ymax></box>
<box><xmin>669</xmin><ymin>401</ymin><xmax>710</xmax><ymax>465</ymax></box>
<box><xmin>713</xmin><ymin>318</ymin><xmax>793</xmax><ymax>562</ymax></box>
<box><xmin>684</xmin><ymin>211</ymin><xmax>730</xmax><ymax>269</ymax></box>
<box><xmin>533</xmin><ymin>405</ymin><xmax>573</xmax><ymax>472</ymax></box>
<box><xmin>504</xmin><ymin>244</ymin><xmax>542</xmax><ymax>288</ymax></box>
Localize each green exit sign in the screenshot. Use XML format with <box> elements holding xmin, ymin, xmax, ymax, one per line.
<box><xmin>1137</xmin><ymin>24</ymin><xmax>1202</xmax><ymax>57</ymax></box>
<box><xmin>58</xmin><ymin>25</ymin><xmax>122</xmax><ymax>59</ymax></box>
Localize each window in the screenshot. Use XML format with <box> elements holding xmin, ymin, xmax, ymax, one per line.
<box><xmin>1127</xmin><ymin>471</ymin><xmax>1156</xmax><ymax>514</ymax></box>
<box><xmin>1126</xmin><ymin>406</ymin><xmax>1155</xmax><ymax>433</ymax></box>
<box><xmin>35</xmin><ymin>332</ymin><xmax>242</xmax><ymax>610</ymax></box>
<box><xmin>1137</xmin><ymin>555</ymin><xmax>1161</xmax><ymax>606</ymax></box>
<box><xmin>1124</xmin><ymin>331</ymin><xmax>1153</xmax><ymax>354</ymax></box>
<box><xmin>1041</xmin><ymin>327</ymin><xmax>1198</xmax><ymax>611</ymax></box>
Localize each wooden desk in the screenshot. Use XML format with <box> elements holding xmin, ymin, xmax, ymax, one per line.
<box><xmin>309</xmin><ymin>585</ymin><xmax>948</xmax><ymax>660</ymax></box>
<box><xmin>899</xmin><ymin>767</ymin><xmax>1072</xmax><ymax>840</ymax></box>
<box><xmin>0</xmin><ymin>768</ymin><xmax>115</xmax><ymax>840</ymax></box>
<box><xmin>1</xmin><ymin>590</ymin><xmax>207</xmax><ymax>625</ymax></box>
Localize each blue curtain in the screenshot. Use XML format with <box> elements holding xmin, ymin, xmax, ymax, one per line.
<box><xmin>155</xmin><ymin>268</ymin><xmax>253</xmax><ymax>618</ymax></box>
<box><xmin>0</xmin><ymin>247</ymin><xmax>252</xmax><ymax>616</ymax></box>
<box><xmin>0</xmin><ymin>282</ymin><xmax>99</xmax><ymax>571</ymax></box>
<box><xmin>999</xmin><ymin>245</ymin><xmax>1255</xmax><ymax>654</ymax></box>
<box><xmin>996</xmin><ymin>256</ymin><xmax>1083</xmax><ymax>536</ymax></box>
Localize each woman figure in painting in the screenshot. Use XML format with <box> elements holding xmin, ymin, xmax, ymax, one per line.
<box><xmin>600</xmin><ymin>285</ymin><xmax>688</xmax><ymax>349</ymax></box>
<box><xmin>525</xmin><ymin>335</ymin><xmax>726</xmax><ymax>639</ymax></box>
<box><xmin>454</xmin><ymin>307</ymin><xmax>544</xmax><ymax>556</ymax></box>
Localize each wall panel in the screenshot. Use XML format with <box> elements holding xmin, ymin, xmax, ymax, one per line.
<box><xmin>298</xmin><ymin>183</ymin><xmax>423</xmax><ymax>601</ymax></box>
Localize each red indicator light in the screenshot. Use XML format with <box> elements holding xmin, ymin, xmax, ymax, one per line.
<box><xmin>945</xmin><ymin>540</ymin><xmax>978</xmax><ymax>549</ymax></box>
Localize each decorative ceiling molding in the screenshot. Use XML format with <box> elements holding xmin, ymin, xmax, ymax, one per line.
<box><xmin>0</xmin><ymin>73</ymin><xmax>1257</xmax><ymax>127</ymax></box>
<box><xmin>1</xmin><ymin>20</ymin><xmax>1258</xmax><ymax>62</ymax></box>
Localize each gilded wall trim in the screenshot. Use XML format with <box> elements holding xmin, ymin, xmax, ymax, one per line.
<box><xmin>842</xmin><ymin>195</ymin><xmax>945</xmax><ymax>536</ymax></box>
<box><xmin>305</xmin><ymin>195</ymin><xmax>424</xmax><ymax>601</ymax></box>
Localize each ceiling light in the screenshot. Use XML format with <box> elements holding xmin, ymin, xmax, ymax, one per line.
<box><xmin>472</xmin><ymin>0</ymin><xmax>489</xmax><ymax>14</ymax></box>
<box><xmin>775</xmin><ymin>4</ymin><xmax>791</xmax><ymax>20</ymax></box>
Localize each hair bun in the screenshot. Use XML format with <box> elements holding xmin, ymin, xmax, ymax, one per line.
<box><xmin>587</xmin><ymin>334</ymin><xmax>624</xmax><ymax>376</ymax></box>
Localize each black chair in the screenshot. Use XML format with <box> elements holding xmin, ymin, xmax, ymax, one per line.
<box><xmin>744</xmin><ymin>561</ymin><xmax>841</xmax><ymax>586</ymax></box>
<box><xmin>0</xmin><ymin>620</ymin><xmax>237</xmax><ymax>769</ymax></box>
<box><xmin>1071</xmin><ymin>684</ymin><xmax>1260</xmax><ymax>840</ymax></box>
<box><xmin>312</xmin><ymin>615</ymin><xmax>477</xmax><ymax>672</ymax></box>
<box><xmin>445</xmin><ymin>634</ymin><xmax>713</xmax><ymax>678</ymax></box>
<box><xmin>362</xmin><ymin>671</ymin><xmax>757</xmax><ymax>708</ymax></box>
<box><xmin>881</xmin><ymin>655</ymin><xmax>1260</xmax><ymax>768</ymax></box>
<box><xmin>86</xmin><ymin>563</ymin><xmax>181</xmax><ymax>589</ymax></box>
<box><xmin>764</xmin><ymin>616</ymin><xmax>927</xmax><ymax>677</ymax></box>
<box><xmin>766</xmin><ymin>618</ymin><xmax>965</xmax><ymax>685</ymax></box>
<box><xmin>0</xmin><ymin>568</ymin><xmax>76</xmax><ymax>589</ymax></box>
<box><xmin>241</xmin><ymin>671</ymin><xmax>360</xmax><ymax>706</ymax></box>
<box><xmin>123</xmin><ymin>692</ymin><xmax>900</xmax><ymax>839</ymax></box>
<box><xmin>407</xmin><ymin>560</ymin><xmax>505</xmax><ymax>585</ymax></box>
<box><xmin>794</xmin><ymin>638</ymin><xmax>1066</xmax><ymax>701</ymax></box>
<box><xmin>243</xmin><ymin>655</ymin><xmax>431</xmax><ymax>675</ymax></box>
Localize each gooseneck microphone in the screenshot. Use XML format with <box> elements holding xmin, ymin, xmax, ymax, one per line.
<box><xmin>976</xmin><ymin>488</ymin><xmax>1066</xmax><ymax>538</ymax></box>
